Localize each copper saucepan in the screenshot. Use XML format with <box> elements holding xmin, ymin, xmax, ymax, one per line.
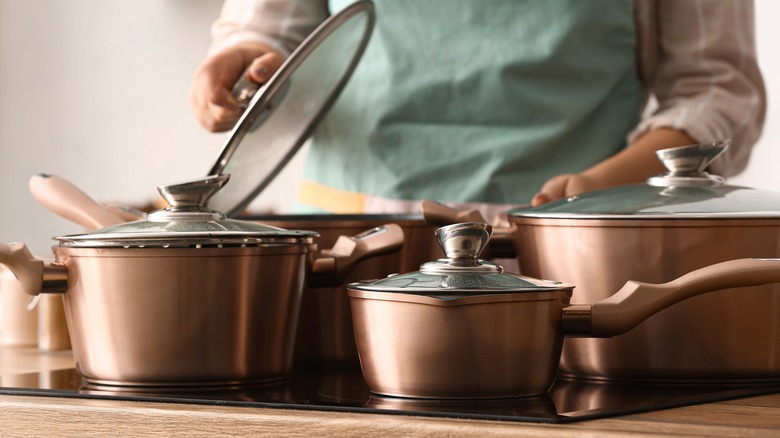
<box><xmin>347</xmin><ymin>222</ymin><xmax>780</xmax><ymax>399</ymax></box>
<box><xmin>1</xmin><ymin>175</ymin><xmax>404</xmax><ymax>387</ymax></box>
<box><xmin>504</xmin><ymin>142</ymin><xmax>780</xmax><ymax>383</ymax></box>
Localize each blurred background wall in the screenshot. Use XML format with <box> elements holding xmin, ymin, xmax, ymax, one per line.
<box><xmin>0</xmin><ymin>0</ymin><xmax>307</xmax><ymax>256</ymax></box>
<box><xmin>0</xmin><ymin>0</ymin><xmax>777</xmax><ymax>256</ymax></box>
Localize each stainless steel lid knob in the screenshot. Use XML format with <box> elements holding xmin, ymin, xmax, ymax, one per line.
<box><xmin>422</xmin><ymin>222</ymin><xmax>501</xmax><ymax>273</ymax></box>
<box><xmin>436</xmin><ymin>222</ymin><xmax>492</xmax><ymax>260</ymax></box>
<box><xmin>657</xmin><ymin>141</ymin><xmax>728</xmax><ymax>174</ymax></box>
<box><xmin>148</xmin><ymin>175</ymin><xmax>230</xmax><ymax>222</ymax></box>
<box><xmin>647</xmin><ymin>141</ymin><xmax>729</xmax><ymax>187</ymax></box>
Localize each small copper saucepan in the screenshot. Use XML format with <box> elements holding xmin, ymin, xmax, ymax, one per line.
<box><xmin>347</xmin><ymin>222</ymin><xmax>780</xmax><ymax>399</ymax></box>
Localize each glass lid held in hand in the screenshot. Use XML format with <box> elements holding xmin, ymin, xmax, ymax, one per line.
<box><xmin>509</xmin><ymin>141</ymin><xmax>780</xmax><ymax>219</ymax></box>
<box><xmin>56</xmin><ymin>175</ymin><xmax>317</xmax><ymax>248</ymax></box>
<box><xmin>349</xmin><ymin>223</ymin><xmax>573</xmax><ymax>294</ymax></box>
<box><xmin>206</xmin><ymin>0</ymin><xmax>376</xmax><ymax>217</ymax></box>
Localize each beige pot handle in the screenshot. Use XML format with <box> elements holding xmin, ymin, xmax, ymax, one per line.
<box><xmin>0</xmin><ymin>243</ymin><xmax>44</xmax><ymax>296</ymax></box>
<box><xmin>0</xmin><ymin>242</ymin><xmax>68</xmax><ymax>296</ymax></box>
<box><xmin>309</xmin><ymin>223</ymin><xmax>405</xmax><ymax>287</ymax></box>
<box><xmin>562</xmin><ymin>258</ymin><xmax>780</xmax><ymax>337</ymax></box>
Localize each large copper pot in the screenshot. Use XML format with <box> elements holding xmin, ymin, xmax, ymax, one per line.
<box><xmin>506</xmin><ymin>142</ymin><xmax>780</xmax><ymax>383</ymax></box>
<box><xmin>0</xmin><ymin>176</ymin><xmax>403</xmax><ymax>387</ymax></box>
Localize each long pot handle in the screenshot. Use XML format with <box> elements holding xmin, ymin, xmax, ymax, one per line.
<box><xmin>420</xmin><ymin>200</ymin><xmax>518</xmax><ymax>258</ymax></box>
<box><xmin>561</xmin><ymin>258</ymin><xmax>780</xmax><ymax>338</ymax></box>
<box><xmin>29</xmin><ymin>174</ymin><xmax>127</xmax><ymax>230</ymax></box>
<box><xmin>309</xmin><ymin>223</ymin><xmax>404</xmax><ymax>287</ymax></box>
<box><xmin>420</xmin><ymin>200</ymin><xmax>486</xmax><ymax>226</ymax></box>
<box><xmin>103</xmin><ymin>203</ymin><xmax>147</xmax><ymax>223</ymax></box>
<box><xmin>0</xmin><ymin>242</ymin><xmax>67</xmax><ymax>296</ymax></box>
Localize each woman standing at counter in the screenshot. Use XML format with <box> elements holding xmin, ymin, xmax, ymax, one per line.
<box><xmin>189</xmin><ymin>0</ymin><xmax>765</xmax><ymax>220</ymax></box>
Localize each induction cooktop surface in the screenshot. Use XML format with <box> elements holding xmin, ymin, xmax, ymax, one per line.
<box><xmin>2</xmin><ymin>366</ymin><xmax>779</xmax><ymax>424</ymax></box>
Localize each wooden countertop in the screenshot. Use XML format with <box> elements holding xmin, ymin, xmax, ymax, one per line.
<box><xmin>2</xmin><ymin>347</ymin><xmax>780</xmax><ymax>437</ymax></box>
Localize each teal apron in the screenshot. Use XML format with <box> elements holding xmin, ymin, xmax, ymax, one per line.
<box><xmin>299</xmin><ymin>0</ymin><xmax>642</xmax><ymax>213</ymax></box>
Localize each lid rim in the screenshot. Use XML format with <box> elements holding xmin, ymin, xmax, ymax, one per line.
<box><xmin>347</xmin><ymin>287</ymin><xmax>573</xmax><ymax>305</ymax></box>
<box><xmin>349</xmin><ymin>284</ymin><xmax>572</xmax><ymax>294</ymax></box>
<box><xmin>507</xmin><ymin>183</ymin><xmax>780</xmax><ymax>219</ymax></box>
<box><xmin>54</xmin><ymin>230</ymin><xmax>318</xmax><ymax>248</ymax></box>
<box><xmin>510</xmin><ymin>212</ymin><xmax>780</xmax><ymax>220</ymax></box>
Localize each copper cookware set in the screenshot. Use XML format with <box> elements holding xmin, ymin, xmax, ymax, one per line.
<box><xmin>3</xmin><ymin>0</ymin><xmax>779</xmax><ymax>398</ymax></box>
<box><xmin>6</xmin><ymin>147</ymin><xmax>780</xmax><ymax>394</ymax></box>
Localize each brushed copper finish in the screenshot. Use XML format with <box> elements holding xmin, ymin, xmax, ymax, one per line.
<box><xmin>512</xmin><ymin>217</ymin><xmax>780</xmax><ymax>383</ymax></box>
<box><xmin>53</xmin><ymin>245</ymin><xmax>306</xmax><ymax>386</ymax></box>
<box><xmin>348</xmin><ymin>290</ymin><xmax>572</xmax><ymax>399</ymax></box>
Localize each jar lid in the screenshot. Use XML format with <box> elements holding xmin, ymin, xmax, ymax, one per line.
<box><xmin>349</xmin><ymin>223</ymin><xmax>572</xmax><ymax>295</ymax></box>
<box><xmin>508</xmin><ymin>141</ymin><xmax>780</xmax><ymax>220</ymax></box>
<box><xmin>56</xmin><ymin>175</ymin><xmax>316</xmax><ymax>248</ymax></box>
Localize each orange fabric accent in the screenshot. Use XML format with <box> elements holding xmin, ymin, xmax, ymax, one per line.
<box><xmin>298</xmin><ymin>180</ymin><xmax>367</xmax><ymax>213</ymax></box>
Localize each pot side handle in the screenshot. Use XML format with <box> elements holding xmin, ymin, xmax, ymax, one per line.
<box><xmin>562</xmin><ymin>258</ymin><xmax>780</xmax><ymax>338</ymax></box>
<box><xmin>0</xmin><ymin>242</ymin><xmax>67</xmax><ymax>296</ymax></box>
<box><xmin>309</xmin><ymin>223</ymin><xmax>404</xmax><ymax>288</ymax></box>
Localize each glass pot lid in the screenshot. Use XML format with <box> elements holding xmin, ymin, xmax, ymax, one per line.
<box><xmin>349</xmin><ymin>223</ymin><xmax>573</xmax><ymax>295</ymax></box>
<box><xmin>509</xmin><ymin>141</ymin><xmax>780</xmax><ymax>220</ymax></box>
<box><xmin>56</xmin><ymin>175</ymin><xmax>316</xmax><ymax>248</ymax></box>
<box><xmin>206</xmin><ymin>0</ymin><xmax>375</xmax><ymax>216</ymax></box>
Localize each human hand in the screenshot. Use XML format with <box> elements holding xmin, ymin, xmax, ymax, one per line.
<box><xmin>530</xmin><ymin>129</ymin><xmax>697</xmax><ymax>207</ymax></box>
<box><xmin>189</xmin><ymin>43</ymin><xmax>285</xmax><ymax>132</ymax></box>
<box><xmin>531</xmin><ymin>173</ymin><xmax>601</xmax><ymax>207</ymax></box>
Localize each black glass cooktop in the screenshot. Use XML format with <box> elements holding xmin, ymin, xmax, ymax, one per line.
<box><xmin>2</xmin><ymin>366</ymin><xmax>779</xmax><ymax>424</ymax></box>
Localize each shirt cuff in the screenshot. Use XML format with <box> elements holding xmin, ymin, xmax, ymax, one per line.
<box><xmin>208</xmin><ymin>31</ymin><xmax>292</xmax><ymax>58</ymax></box>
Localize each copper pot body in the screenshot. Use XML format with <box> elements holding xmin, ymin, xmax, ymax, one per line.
<box><xmin>347</xmin><ymin>291</ymin><xmax>571</xmax><ymax>398</ymax></box>
<box><xmin>53</xmin><ymin>244</ymin><xmax>306</xmax><ymax>386</ymax></box>
<box><xmin>510</xmin><ymin>217</ymin><xmax>780</xmax><ymax>383</ymax></box>
<box><xmin>259</xmin><ymin>215</ymin><xmax>442</xmax><ymax>367</ymax></box>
